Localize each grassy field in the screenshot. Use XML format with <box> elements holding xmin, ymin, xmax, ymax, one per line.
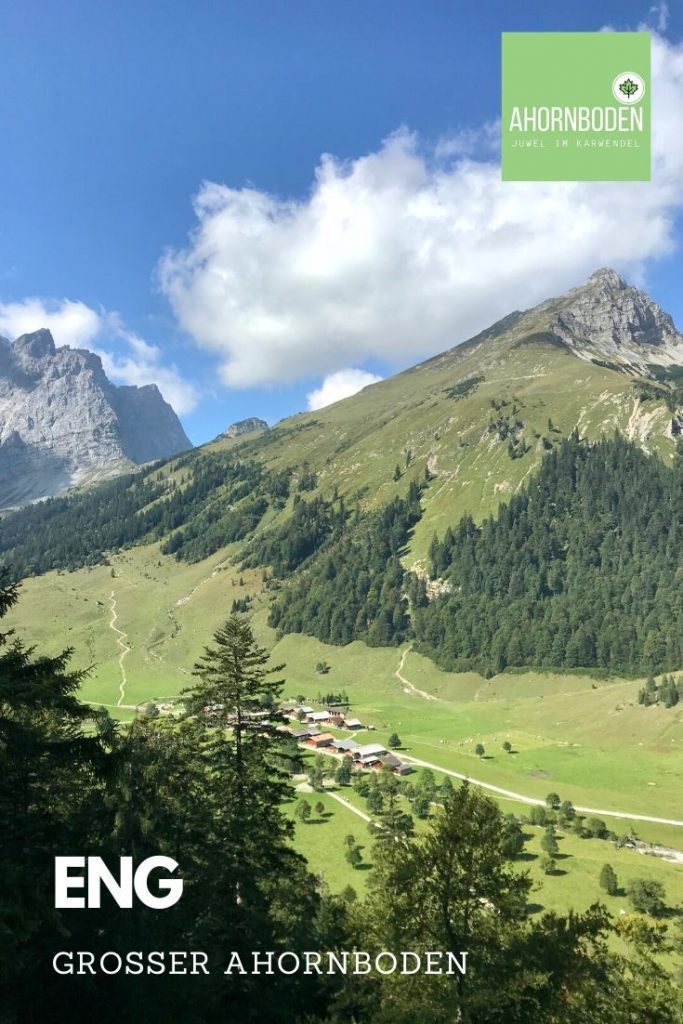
<box><xmin>7</xmin><ymin>549</ymin><xmax>683</xmax><ymax>849</ymax></box>
<box><xmin>6</xmin><ymin>541</ymin><xmax>268</xmax><ymax>709</ymax></box>
<box><xmin>284</xmin><ymin>788</ymin><xmax>373</xmax><ymax>896</ymax></box>
<box><xmin>285</xmin><ymin>772</ymin><xmax>683</xmax><ymax>970</ymax></box>
<box><xmin>5</xmin><ymin>512</ymin><xmax>683</xmax><ymax>922</ymax></box>
<box><xmin>265</xmin><ymin>625</ymin><xmax>683</xmax><ymax>843</ymax></box>
<box><xmin>286</xmin><ymin>739</ymin><xmax>683</xmax><ymax>955</ymax></box>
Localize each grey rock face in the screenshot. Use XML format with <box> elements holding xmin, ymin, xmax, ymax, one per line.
<box><xmin>221</xmin><ymin>417</ymin><xmax>268</xmax><ymax>439</ymax></box>
<box><xmin>548</xmin><ymin>268</ymin><xmax>683</xmax><ymax>368</ymax></box>
<box><xmin>0</xmin><ymin>330</ymin><xmax>192</xmax><ymax>508</ymax></box>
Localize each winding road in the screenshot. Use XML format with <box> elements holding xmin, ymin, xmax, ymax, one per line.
<box><xmin>108</xmin><ymin>591</ymin><xmax>131</xmax><ymax>707</ymax></box>
<box><xmin>401</xmin><ymin>754</ymin><xmax>683</xmax><ymax>829</ymax></box>
<box><xmin>394</xmin><ymin>651</ymin><xmax>683</xmax><ymax>829</ymax></box>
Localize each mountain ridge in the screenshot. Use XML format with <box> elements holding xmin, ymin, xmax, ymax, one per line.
<box><xmin>1</xmin><ymin>268</ymin><xmax>682</xmax><ymax>710</ymax></box>
<box><xmin>407</xmin><ymin>268</ymin><xmax>683</xmax><ymax>379</ymax></box>
<box><xmin>0</xmin><ymin>329</ymin><xmax>192</xmax><ymax>508</ymax></box>
<box><xmin>220</xmin><ymin>417</ymin><xmax>269</xmax><ymax>439</ymax></box>
<box><xmin>2</xmin><ymin>267</ymin><xmax>683</xmax><ymax>576</ymax></box>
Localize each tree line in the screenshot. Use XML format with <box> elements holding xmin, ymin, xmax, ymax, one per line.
<box><xmin>413</xmin><ymin>434</ymin><xmax>683</xmax><ymax>675</ymax></box>
<box><xmin>264</xmin><ymin>435</ymin><xmax>683</xmax><ymax>677</ymax></box>
<box><xmin>0</xmin><ymin>452</ymin><xmax>289</xmax><ymax>576</ymax></box>
<box><xmin>2</xmin><ymin>429</ymin><xmax>682</xmax><ymax>678</ymax></box>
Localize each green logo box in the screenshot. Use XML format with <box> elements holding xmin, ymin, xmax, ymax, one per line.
<box><xmin>501</xmin><ymin>32</ymin><xmax>650</xmax><ymax>181</ymax></box>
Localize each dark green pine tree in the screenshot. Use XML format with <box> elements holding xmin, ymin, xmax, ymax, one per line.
<box><xmin>599</xmin><ymin>863</ymin><xmax>619</xmax><ymax>896</ymax></box>
<box><xmin>186</xmin><ymin>615</ymin><xmax>284</xmax><ymax>799</ymax></box>
<box><xmin>180</xmin><ymin>616</ymin><xmax>322</xmax><ymax>1020</ymax></box>
<box><xmin>0</xmin><ymin>574</ymin><xmax>111</xmax><ymax>1014</ymax></box>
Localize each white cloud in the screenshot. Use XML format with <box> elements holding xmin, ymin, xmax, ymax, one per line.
<box><xmin>95</xmin><ymin>328</ymin><xmax>199</xmax><ymax>416</ymax></box>
<box><xmin>307</xmin><ymin>368</ymin><xmax>383</xmax><ymax>410</ymax></box>
<box><xmin>0</xmin><ymin>297</ymin><xmax>198</xmax><ymax>415</ymax></box>
<box><xmin>159</xmin><ymin>33</ymin><xmax>683</xmax><ymax>390</ymax></box>
<box><xmin>0</xmin><ymin>297</ymin><xmax>100</xmax><ymax>348</ymax></box>
<box><xmin>649</xmin><ymin>2</ymin><xmax>669</xmax><ymax>32</ymax></box>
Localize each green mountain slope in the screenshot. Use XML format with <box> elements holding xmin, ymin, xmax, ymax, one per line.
<box><xmin>2</xmin><ymin>267</ymin><xmax>682</xmax><ymax>687</ymax></box>
<box><xmin>3</xmin><ymin>269</ymin><xmax>683</xmax><ymax>842</ymax></box>
<box><xmin>3</xmin><ymin>268</ymin><xmax>682</xmax><ymax>574</ymax></box>
<box><xmin>192</xmin><ymin>266</ymin><xmax>683</xmax><ymax>567</ymax></box>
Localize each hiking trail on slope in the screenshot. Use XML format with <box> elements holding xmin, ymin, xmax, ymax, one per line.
<box><xmin>109</xmin><ymin>590</ymin><xmax>131</xmax><ymax>707</ymax></box>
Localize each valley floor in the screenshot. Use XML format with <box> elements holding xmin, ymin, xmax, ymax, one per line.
<box><xmin>6</xmin><ymin>540</ymin><xmax>683</xmax><ymax>905</ymax></box>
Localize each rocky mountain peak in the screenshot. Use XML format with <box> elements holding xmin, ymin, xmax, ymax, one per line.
<box><xmin>221</xmin><ymin>417</ymin><xmax>268</xmax><ymax>439</ymax></box>
<box><xmin>585</xmin><ymin>267</ymin><xmax>627</xmax><ymax>290</ymax></box>
<box><xmin>0</xmin><ymin>328</ymin><xmax>192</xmax><ymax>508</ymax></box>
<box><xmin>547</xmin><ymin>268</ymin><xmax>683</xmax><ymax>368</ymax></box>
<box><xmin>13</xmin><ymin>328</ymin><xmax>57</xmax><ymax>361</ymax></box>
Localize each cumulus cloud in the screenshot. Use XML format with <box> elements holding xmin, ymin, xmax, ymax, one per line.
<box><xmin>159</xmin><ymin>33</ymin><xmax>683</xmax><ymax>390</ymax></box>
<box><xmin>307</xmin><ymin>368</ymin><xmax>383</xmax><ymax>410</ymax></box>
<box><xmin>94</xmin><ymin>324</ymin><xmax>199</xmax><ymax>415</ymax></box>
<box><xmin>0</xmin><ymin>297</ymin><xmax>101</xmax><ymax>349</ymax></box>
<box><xmin>0</xmin><ymin>297</ymin><xmax>198</xmax><ymax>415</ymax></box>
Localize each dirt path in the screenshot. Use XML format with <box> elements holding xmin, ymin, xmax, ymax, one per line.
<box><xmin>89</xmin><ymin>700</ymin><xmax>139</xmax><ymax>711</ymax></box>
<box><xmin>327</xmin><ymin>791</ymin><xmax>373</xmax><ymax>824</ymax></box>
<box><xmin>108</xmin><ymin>591</ymin><xmax>131</xmax><ymax>707</ymax></box>
<box><xmin>141</xmin><ymin>559</ymin><xmax>231</xmax><ymax>675</ymax></box>
<box><xmin>401</xmin><ymin>754</ymin><xmax>683</xmax><ymax>828</ymax></box>
<box><xmin>175</xmin><ymin>559</ymin><xmax>231</xmax><ymax>607</ymax></box>
<box><xmin>395</xmin><ymin>648</ymin><xmax>438</xmax><ymax>702</ymax></box>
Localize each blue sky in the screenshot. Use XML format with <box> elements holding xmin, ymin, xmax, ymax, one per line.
<box><xmin>1</xmin><ymin>0</ymin><xmax>682</xmax><ymax>444</ymax></box>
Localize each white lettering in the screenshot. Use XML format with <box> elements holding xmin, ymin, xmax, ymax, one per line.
<box><xmin>375</xmin><ymin>951</ymin><xmax>398</xmax><ymax>975</ymax></box>
<box><xmin>77</xmin><ymin>951</ymin><xmax>96</xmax><ymax>975</ymax></box>
<box><xmin>100</xmin><ymin>952</ymin><xmax>122</xmax><ymax>975</ymax></box>
<box><xmin>133</xmin><ymin>856</ymin><xmax>183</xmax><ymax>909</ymax></box>
<box><xmin>400</xmin><ymin>952</ymin><xmax>422</xmax><ymax>974</ymax></box>
<box><xmin>223</xmin><ymin>952</ymin><xmax>247</xmax><ymax>975</ymax></box>
<box><xmin>191</xmin><ymin>952</ymin><xmax>210</xmax><ymax>975</ymax></box>
<box><xmin>54</xmin><ymin>856</ymin><xmax>183</xmax><ymax>909</ymax></box>
<box><xmin>52</xmin><ymin>952</ymin><xmax>73</xmax><ymax>975</ymax></box>
<box><xmin>252</xmin><ymin>951</ymin><xmax>274</xmax><ymax>974</ymax></box>
<box><xmin>147</xmin><ymin>952</ymin><xmax>166</xmax><ymax>975</ymax></box>
<box><xmin>446</xmin><ymin>951</ymin><xmax>469</xmax><ymax>975</ymax></box>
<box><xmin>425</xmin><ymin>951</ymin><xmax>444</xmax><ymax>974</ymax></box>
<box><xmin>354</xmin><ymin>951</ymin><xmax>372</xmax><ymax>974</ymax></box>
<box><xmin>303</xmin><ymin>951</ymin><xmax>323</xmax><ymax>974</ymax></box>
<box><xmin>54</xmin><ymin>857</ymin><xmax>86</xmax><ymax>909</ymax></box>
<box><xmin>277</xmin><ymin>952</ymin><xmax>301</xmax><ymax>975</ymax></box>
<box><xmin>327</xmin><ymin>950</ymin><xmax>349</xmax><ymax>973</ymax></box>
<box><xmin>88</xmin><ymin>857</ymin><xmax>133</xmax><ymax>909</ymax></box>
<box><xmin>126</xmin><ymin>951</ymin><xmax>144</xmax><ymax>975</ymax></box>
<box><xmin>508</xmin><ymin>105</ymin><xmax>644</xmax><ymax>133</ymax></box>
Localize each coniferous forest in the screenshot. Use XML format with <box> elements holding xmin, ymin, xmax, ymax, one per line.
<box><xmin>267</xmin><ymin>484</ymin><xmax>423</xmax><ymax>646</ymax></box>
<box><xmin>1</xmin><ymin>434</ymin><xmax>682</xmax><ymax>678</ymax></box>
<box><xmin>268</xmin><ymin>435</ymin><xmax>683</xmax><ymax>677</ymax></box>
<box><xmin>412</xmin><ymin>434</ymin><xmax>683</xmax><ymax>675</ymax></box>
<box><xmin>2</xmin><ymin>579</ymin><xmax>683</xmax><ymax>1024</ymax></box>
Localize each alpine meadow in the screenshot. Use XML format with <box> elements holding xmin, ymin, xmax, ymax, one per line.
<box><xmin>3</xmin><ymin>268</ymin><xmax>683</xmax><ymax>1022</ymax></box>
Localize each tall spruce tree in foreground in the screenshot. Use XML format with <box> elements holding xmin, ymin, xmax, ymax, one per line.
<box><xmin>0</xmin><ymin>574</ymin><xmax>111</xmax><ymax>1016</ymax></box>
<box><xmin>180</xmin><ymin>616</ymin><xmax>324</xmax><ymax>1020</ymax></box>
<box><xmin>185</xmin><ymin>616</ymin><xmax>286</xmax><ymax>813</ymax></box>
